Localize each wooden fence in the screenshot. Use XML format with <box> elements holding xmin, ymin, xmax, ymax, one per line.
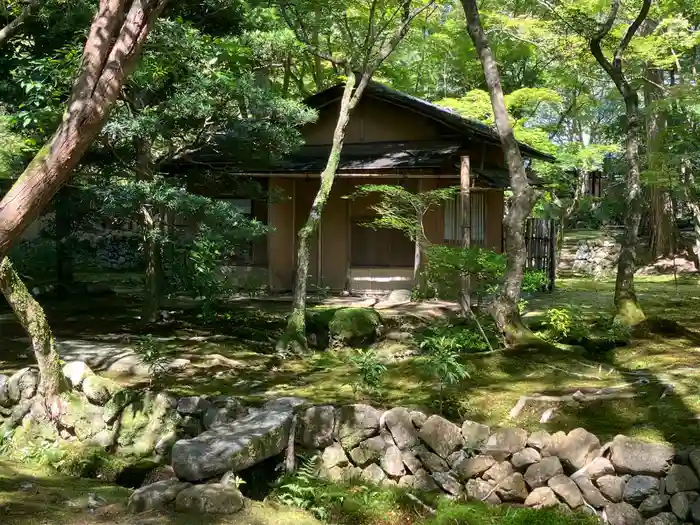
<box><xmin>525</xmin><ymin>218</ymin><xmax>557</xmax><ymax>290</ymax></box>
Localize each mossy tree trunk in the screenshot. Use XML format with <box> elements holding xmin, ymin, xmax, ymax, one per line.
<box><xmin>278</xmin><ymin>72</ymin><xmax>371</xmax><ymax>353</ymax></box>
<box><xmin>462</xmin><ymin>0</ymin><xmax>541</xmax><ymax>346</ymax></box>
<box><xmin>590</xmin><ymin>0</ymin><xmax>651</xmax><ymax>326</ymax></box>
<box><xmin>0</xmin><ymin>257</ymin><xmax>68</xmax><ymax>399</ymax></box>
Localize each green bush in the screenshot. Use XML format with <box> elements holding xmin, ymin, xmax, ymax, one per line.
<box><xmin>415</xmin><ymin>321</ymin><xmax>496</xmax><ymax>354</ymax></box>
<box><xmin>421</xmin><ymin>245</ymin><xmax>505</xmax><ymax>301</ymax></box>
<box><xmin>328</xmin><ymin>307</ymin><xmax>383</xmax><ymax>346</ymax></box>
<box><xmin>348</xmin><ymin>348</ymin><xmax>387</xmax><ymax>399</ymax></box>
<box><xmin>522</xmin><ymin>269</ymin><xmax>550</xmax><ymax>294</ymax></box>
<box><xmin>542</xmin><ymin>306</ymin><xmax>588</xmax><ymax>343</ymax></box>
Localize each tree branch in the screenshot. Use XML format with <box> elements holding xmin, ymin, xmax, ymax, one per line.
<box><xmin>614</xmin><ymin>0</ymin><xmax>652</xmax><ymax>68</ymax></box>
<box><xmin>0</xmin><ymin>0</ymin><xmax>42</xmax><ymax>48</ymax></box>
<box><xmin>278</xmin><ymin>2</ymin><xmax>346</xmax><ymax>66</ymax></box>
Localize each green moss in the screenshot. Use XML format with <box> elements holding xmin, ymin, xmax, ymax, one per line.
<box><xmin>426</xmin><ymin>499</ymin><xmax>598</xmax><ymax>525</ymax></box>
<box><xmin>328</xmin><ymin>307</ymin><xmax>383</xmax><ymax>346</ymax></box>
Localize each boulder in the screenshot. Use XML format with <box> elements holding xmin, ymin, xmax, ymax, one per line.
<box><xmin>418</xmin><ymin>415</ymin><xmax>463</xmax><ymax>459</ymax></box>
<box><xmin>58</xmin><ymin>391</ymin><xmax>106</xmax><ymax>440</ymax></box>
<box><xmin>690</xmin><ymin>497</ymin><xmax>700</xmax><ymax>524</ymax></box>
<box><xmin>410</xmin><ymin>411</ymin><xmax>427</xmax><ymax>429</ymax></box>
<box><xmin>379</xmin><ymin>427</ymin><xmax>395</xmax><ymax>446</ymax></box>
<box><xmin>117</xmin><ymin>392</ymin><xmax>180</xmax><ymax>457</ymax></box>
<box><xmin>453</xmin><ymin>454</ymin><xmax>496</xmax><ymax>481</ymax></box>
<box><xmin>82</xmin><ymin>375</ymin><xmax>119</xmax><ymax>405</ymax></box>
<box><xmin>362</xmin><ymin>463</ymin><xmax>387</xmax><ymax>485</ymax></box>
<box><xmin>665</xmin><ymin>464</ymin><xmax>700</xmax><ymax>494</ymax></box>
<box><xmin>335</xmin><ymin>404</ymin><xmax>381</xmax><ymax>449</ymax></box>
<box><xmin>605</xmin><ymin>502</ymin><xmax>645</xmax><ymax>525</ymax></box>
<box><xmin>414</xmin><ymin>446</ymin><xmax>449</xmax><ymax>473</ymax></box>
<box><xmin>689</xmin><ymin>450</ymin><xmax>700</xmax><ymax>477</ymax></box>
<box><xmin>483</xmin><ymin>427</ymin><xmax>528</xmax><ymax>461</ymax></box>
<box><xmin>401</xmin><ymin>449</ymin><xmax>423</xmax><ymax>474</ymax></box>
<box><xmin>413</xmin><ymin>468</ymin><xmax>440</xmax><ymax>492</ymax></box>
<box><xmin>350</xmin><ymin>436</ymin><xmax>388</xmax><ymax>467</ymax></box>
<box><xmin>322</xmin><ymin>443</ymin><xmax>349</xmax><ymax>469</ymax></box>
<box><xmin>180</xmin><ymin>415</ymin><xmax>203</xmax><ymax>437</ymax></box>
<box><xmin>343</xmin><ymin>466</ymin><xmax>363</xmax><ymax>482</ymax></box>
<box><xmin>387</xmin><ymin>289</ymin><xmax>412</xmax><ymax>303</ymax></box>
<box><xmin>103</xmin><ymin>389</ymin><xmax>139</xmax><ymax>425</ymax></box>
<box><xmin>398</xmin><ymin>475</ymin><xmax>414</xmax><ymax>489</ymax></box>
<box><xmin>383</xmin><ymin>407</ymin><xmax>419</xmax><ymax>450</ymax></box>
<box><xmin>496</xmin><ymin>473</ymin><xmax>529</xmax><ymax>503</ymax></box>
<box><xmin>574</xmin><ymin>476</ymin><xmax>610</xmax><ymax>509</ymax></box>
<box><xmin>525</xmin><ymin>487</ymin><xmax>559</xmax><ymax>508</ymax></box>
<box><xmin>528</xmin><ymin>430</ymin><xmax>552</xmax><ymax>451</ymax></box>
<box><xmin>576</xmin><ymin>457</ymin><xmax>615</xmax><ymax>480</ymax></box>
<box><xmin>381</xmin><ymin>445</ymin><xmax>405</xmax><ymax>478</ymax></box>
<box><xmin>670</xmin><ymin>491</ymin><xmax>698</xmax><ymax>521</ymax></box>
<box><xmin>263</xmin><ymin>397</ymin><xmax>308</xmax><ymax>411</ymax></box>
<box><xmin>645</xmin><ymin>513</ymin><xmax>678</xmax><ymax>525</ymax></box>
<box><xmin>432</xmin><ymin>471</ymin><xmax>462</xmax><ymax>496</ymax></box>
<box><xmin>298</xmin><ymin>405</ymin><xmax>336</xmax><ymax>449</ymax></box>
<box><xmin>524</xmin><ymin>456</ymin><xmax>564</xmax><ymax>489</ymax></box>
<box><xmin>465</xmin><ymin>478</ymin><xmax>501</xmax><ymax>505</ymax></box>
<box><xmin>598</xmin><ymin>475</ymin><xmax>626</xmax><ymax>503</ymax></box>
<box><xmin>128</xmin><ymin>480</ymin><xmax>191</xmax><ymax>513</ymax></box>
<box><xmin>0</xmin><ymin>374</ymin><xmax>10</xmax><ymax>407</ymax></box>
<box><xmin>174</xmin><ymin>483</ymin><xmax>245</xmax><ymax>514</ymax></box>
<box><xmin>7</xmin><ymin>368</ymin><xmax>38</xmax><ymax>403</ymax></box>
<box><xmin>639</xmin><ymin>494</ymin><xmax>670</xmax><ymax>518</ymax></box>
<box><xmin>483</xmin><ymin>461</ymin><xmax>515</xmax><ymax>483</ymax></box>
<box><xmin>548</xmin><ymin>474</ymin><xmax>583</xmax><ymax>509</ymax></box>
<box><xmin>62</xmin><ymin>361</ymin><xmax>94</xmax><ymax>389</ymax></box>
<box><xmin>610</xmin><ymin>436</ymin><xmax>674</xmax><ymax>476</ymax></box>
<box><xmin>557</xmin><ymin>428</ymin><xmax>601</xmax><ymax>471</ymax></box>
<box><xmin>176</xmin><ymin>396</ymin><xmax>211</xmax><ymax>417</ymax></box>
<box><xmin>328</xmin><ymin>307</ymin><xmax>382</xmax><ymax>345</ymax></box>
<box><xmin>512</xmin><ymin>448</ymin><xmax>541</xmax><ymax>470</ymax></box>
<box><xmin>141</xmin><ymin>465</ymin><xmax>177</xmax><ymax>486</ymax></box>
<box><xmin>202</xmin><ymin>396</ymin><xmax>247</xmax><ymax>430</ymax></box>
<box><xmin>447</xmin><ymin>450</ymin><xmax>467</xmax><ymax>469</ymax></box>
<box><xmin>541</xmin><ymin>431</ymin><xmax>567</xmax><ymax>458</ymax></box>
<box><xmin>172</xmin><ymin>405</ymin><xmax>294</xmax><ymax>482</ymax></box>
<box><xmin>461</xmin><ymin>420</ymin><xmax>490</xmax><ymax>451</ymax></box>
<box><xmin>624</xmin><ymin>476</ymin><xmax>661</xmax><ymax>505</ymax></box>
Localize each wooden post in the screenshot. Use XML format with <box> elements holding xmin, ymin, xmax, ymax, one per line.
<box><xmin>460</xmin><ymin>156</ymin><xmax>471</xmax><ymax>313</ymax></box>
<box><xmin>548</xmin><ymin>219</ymin><xmax>557</xmax><ymax>291</ymax></box>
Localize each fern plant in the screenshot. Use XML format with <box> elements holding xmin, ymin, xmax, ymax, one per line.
<box><xmin>274</xmin><ymin>457</ymin><xmax>333</xmax><ymax>520</ymax></box>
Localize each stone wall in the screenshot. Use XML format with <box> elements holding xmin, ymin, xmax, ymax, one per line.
<box><xmin>571</xmin><ymin>238</ymin><xmax>620</xmax><ymax>277</ymax></box>
<box><xmin>2</xmin><ymin>365</ymin><xmax>696</xmax><ymax>524</ymax></box>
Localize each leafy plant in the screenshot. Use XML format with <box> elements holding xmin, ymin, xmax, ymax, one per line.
<box><xmin>348</xmin><ymin>349</ymin><xmax>387</xmax><ymax>399</ymax></box>
<box><xmin>542</xmin><ymin>306</ymin><xmax>588</xmax><ymax>342</ymax></box>
<box><xmin>274</xmin><ymin>457</ymin><xmax>334</xmax><ymax>520</ymax></box>
<box><xmin>420</xmin><ymin>335</ymin><xmax>471</xmax><ymax>415</ymax></box>
<box><xmin>134</xmin><ymin>335</ymin><xmax>170</xmax><ymax>385</ymax></box>
<box><xmin>522</xmin><ymin>269</ymin><xmax>550</xmax><ymax>294</ymax></box>
<box><xmin>416</xmin><ymin>321</ymin><xmax>496</xmax><ymax>354</ymax></box>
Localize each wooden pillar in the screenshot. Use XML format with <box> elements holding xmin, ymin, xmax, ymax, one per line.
<box><xmin>460</xmin><ymin>156</ymin><xmax>471</xmax><ymax>312</ymax></box>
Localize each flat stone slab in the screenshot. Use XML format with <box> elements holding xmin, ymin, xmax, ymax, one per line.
<box><xmin>172</xmin><ymin>407</ymin><xmax>293</xmax><ymax>482</ymax></box>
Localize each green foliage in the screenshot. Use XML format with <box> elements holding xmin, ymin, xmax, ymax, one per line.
<box><xmin>542</xmin><ymin>306</ymin><xmax>588</xmax><ymax>343</ymax></box>
<box><xmin>522</xmin><ymin>270</ymin><xmax>549</xmax><ymax>294</ymax></box>
<box><xmin>348</xmin><ymin>349</ymin><xmax>387</xmax><ymax>399</ymax></box>
<box><xmin>416</xmin><ymin>321</ymin><xmax>495</xmax><ymax>354</ymax></box>
<box><xmin>134</xmin><ymin>335</ymin><xmax>170</xmax><ymax>384</ymax></box>
<box><xmin>274</xmin><ymin>457</ymin><xmax>334</xmax><ymax>520</ymax></box>
<box><xmin>422</xmin><ymin>245</ymin><xmax>505</xmax><ymax>301</ymax></box>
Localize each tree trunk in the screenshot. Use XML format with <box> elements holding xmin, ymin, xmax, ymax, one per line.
<box><xmin>461</xmin><ymin>0</ymin><xmax>540</xmax><ymax>345</ymax></box>
<box><xmin>0</xmin><ymin>0</ymin><xmax>168</xmax><ymax>260</ymax></box>
<box><xmin>644</xmin><ymin>66</ymin><xmax>675</xmax><ymax>259</ymax></box>
<box><xmin>459</xmin><ymin>156</ymin><xmax>472</xmax><ymax>314</ymax></box>
<box><xmin>0</xmin><ymin>0</ymin><xmax>41</xmax><ymax>47</ymax></box>
<box><xmin>278</xmin><ymin>72</ymin><xmax>369</xmax><ymax>353</ymax></box>
<box><xmin>55</xmin><ymin>185</ymin><xmax>74</xmax><ymax>288</ymax></box>
<box><xmin>0</xmin><ymin>257</ymin><xmax>67</xmax><ymax>399</ymax></box>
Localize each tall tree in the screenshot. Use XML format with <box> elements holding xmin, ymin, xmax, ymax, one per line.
<box><xmin>589</xmin><ymin>0</ymin><xmax>651</xmax><ymax>325</ymax></box>
<box><xmin>277</xmin><ymin>0</ymin><xmax>436</xmax><ymax>354</ymax></box>
<box><xmin>461</xmin><ymin>0</ymin><xmax>541</xmax><ymax>344</ymax></box>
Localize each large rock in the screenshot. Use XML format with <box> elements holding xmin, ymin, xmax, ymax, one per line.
<box><xmin>335</xmin><ymin>404</ymin><xmax>381</xmax><ymax>449</ymax></box>
<box><xmin>349</xmin><ymin>436</ymin><xmax>388</xmax><ymax>467</ymax></box>
<box><xmin>117</xmin><ymin>391</ymin><xmax>180</xmax><ymax>457</ymax></box>
<box><xmin>624</xmin><ymin>475</ymin><xmax>661</xmax><ymax>505</ymax></box>
<box><xmin>62</xmin><ymin>361</ymin><xmax>94</xmax><ymax>389</ymax></box>
<box><xmin>548</xmin><ymin>474</ymin><xmax>584</xmax><ymax>509</ymax></box>
<box><xmin>103</xmin><ymin>389</ymin><xmax>139</xmax><ymax>425</ymax></box>
<box><xmin>362</xmin><ymin>463</ymin><xmax>387</xmax><ymax>485</ymax></box>
<box><xmin>465</xmin><ymin>478</ymin><xmax>501</xmax><ymax>505</ymax></box>
<box><xmin>172</xmin><ymin>406</ymin><xmax>294</xmax><ymax>482</ymax></box>
<box><xmin>576</xmin><ymin>457</ymin><xmax>615</xmax><ymax>480</ymax></box>
<box><xmin>381</xmin><ymin>446</ymin><xmax>405</xmax><ymax>478</ymax></box>
<box><xmin>665</xmin><ymin>465</ymin><xmax>700</xmax><ymax>494</ymax></box>
<box><xmin>689</xmin><ymin>450</ymin><xmax>700</xmax><ymax>477</ymax></box>
<box><xmin>383</xmin><ymin>407</ymin><xmax>419</xmax><ymax>450</ymax></box>
<box><xmin>410</xmin><ymin>411</ymin><xmax>427</xmax><ymax>429</ymax></box>
<box><xmin>128</xmin><ymin>480</ymin><xmax>191</xmax><ymax>513</ymax></box>
<box><xmin>689</xmin><ymin>497</ymin><xmax>700</xmax><ymax>524</ymax></box>
<box><xmin>414</xmin><ymin>446</ymin><xmax>449</xmax><ymax>473</ymax></box>
<box><xmin>322</xmin><ymin>443</ymin><xmax>349</xmax><ymax>470</ymax></box>
<box><xmin>413</xmin><ymin>468</ymin><xmax>440</xmax><ymax>492</ymax></box>
<box><xmin>639</xmin><ymin>494</ymin><xmax>670</xmax><ymax>518</ymax></box>
<box><xmin>496</xmin><ymin>473</ymin><xmax>529</xmax><ymax>503</ymax></box>
<box><xmin>670</xmin><ymin>491</ymin><xmax>698</xmax><ymax>521</ymax></box>
<box><xmin>524</xmin><ymin>456</ymin><xmax>564</xmax><ymax>489</ymax></box>
<box><xmin>0</xmin><ymin>374</ymin><xmax>10</xmax><ymax>407</ymax></box>
<box><xmin>7</xmin><ymin>368</ymin><xmax>38</xmax><ymax>403</ymax></box>
<box><xmin>598</xmin><ymin>475</ymin><xmax>626</xmax><ymax>503</ymax></box>
<box><xmin>646</xmin><ymin>513</ymin><xmax>679</xmax><ymax>525</ymax></box>
<box><xmin>483</xmin><ymin>428</ymin><xmax>528</xmax><ymax>461</ymax></box>
<box><xmin>605</xmin><ymin>502</ymin><xmax>645</xmax><ymax>525</ymax></box>
<box><xmin>557</xmin><ymin>428</ymin><xmax>601</xmax><ymax>471</ymax></box>
<box><xmin>462</xmin><ymin>421</ymin><xmax>490</xmax><ymax>450</ymax></box>
<box><xmin>541</xmin><ymin>431</ymin><xmax>567</xmax><ymax>458</ymax></box>
<box><xmin>524</xmin><ymin>487</ymin><xmax>559</xmax><ymax>508</ymax></box>
<box><xmin>483</xmin><ymin>462</ymin><xmax>514</xmax><ymax>483</ymax></box>
<box><xmin>453</xmin><ymin>454</ymin><xmax>496</xmax><ymax>481</ymax></box>
<box><xmin>512</xmin><ymin>448</ymin><xmax>541</xmax><ymax>470</ymax></box>
<box><xmin>432</xmin><ymin>471</ymin><xmax>462</xmax><ymax>496</ymax></box>
<box><xmin>58</xmin><ymin>391</ymin><xmax>106</xmax><ymax>441</ymax></box>
<box><xmin>401</xmin><ymin>449</ymin><xmax>423</xmax><ymax>474</ymax></box>
<box><xmin>82</xmin><ymin>375</ymin><xmax>119</xmax><ymax>405</ymax></box>
<box><xmin>610</xmin><ymin>436</ymin><xmax>674</xmax><ymax>476</ymax></box>
<box><xmin>575</xmin><ymin>476</ymin><xmax>610</xmax><ymax>509</ymax></box>
<box><xmin>174</xmin><ymin>483</ymin><xmax>244</xmax><ymax>514</ymax></box>
<box><xmin>176</xmin><ymin>396</ymin><xmax>211</xmax><ymax>417</ymax></box>
<box><xmin>202</xmin><ymin>396</ymin><xmax>247</xmax><ymax>430</ymax></box>
<box><xmin>418</xmin><ymin>415</ymin><xmax>463</xmax><ymax>459</ymax></box>
<box><xmin>528</xmin><ymin>430</ymin><xmax>552</xmax><ymax>451</ymax></box>
<box><xmin>328</xmin><ymin>307</ymin><xmax>382</xmax><ymax>345</ymax></box>
<box><xmin>298</xmin><ymin>405</ymin><xmax>335</xmax><ymax>449</ymax></box>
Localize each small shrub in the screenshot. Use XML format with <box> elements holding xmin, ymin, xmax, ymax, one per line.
<box><xmin>542</xmin><ymin>306</ymin><xmax>588</xmax><ymax>343</ymax></box>
<box><xmin>348</xmin><ymin>349</ymin><xmax>387</xmax><ymax>399</ymax></box>
<box><xmin>134</xmin><ymin>335</ymin><xmax>170</xmax><ymax>385</ymax></box>
<box><xmin>522</xmin><ymin>269</ymin><xmax>550</xmax><ymax>294</ymax></box>
<box><xmin>420</xmin><ymin>334</ymin><xmax>471</xmax><ymax>416</ymax></box>
<box><xmin>415</xmin><ymin>321</ymin><xmax>495</xmax><ymax>353</ymax></box>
